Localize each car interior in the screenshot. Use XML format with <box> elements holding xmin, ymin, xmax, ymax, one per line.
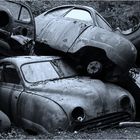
<box><xmin>0</xmin><ymin>67</ymin><xmax>20</xmax><ymax>84</ymax></box>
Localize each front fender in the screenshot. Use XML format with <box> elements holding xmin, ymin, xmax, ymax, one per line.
<box><xmin>18</xmin><ymin>92</ymin><xmax>69</xmax><ymax>133</ymax></box>
<box><xmin>69</xmin><ymin>38</ymin><xmax>136</xmax><ymax>71</ymax></box>
<box><xmin>106</xmin><ymin>83</ymin><xmax>136</xmax><ymax>119</ymax></box>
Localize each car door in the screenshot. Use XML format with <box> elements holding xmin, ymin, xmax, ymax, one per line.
<box><xmin>36</xmin><ymin>7</ymin><xmax>72</xmax><ymax>51</ymax></box>
<box><xmin>0</xmin><ymin>63</ymin><xmax>24</xmax><ymax>121</ymax></box>
<box><xmin>39</xmin><ymin>8</ymin><xmax>93</xmax><ymax>52</ymax></box>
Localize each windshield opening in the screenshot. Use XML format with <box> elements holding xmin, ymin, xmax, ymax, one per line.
<box><xmin>21</xmin><ymin>59</ymin><xmax>77</xmax><ymax>83</ymax></box>
<box><xmin>96</xmin><ymin>13</ymin><xmax>112</xmax><ymax>31</ymax></box>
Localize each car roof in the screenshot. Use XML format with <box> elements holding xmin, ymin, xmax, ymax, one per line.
<box><xmin>44</xmin><ymin>5</ymin><xmax>96</xmax><ymax>15</ymax></box>
<box><xmin>0</xmin><ymin>56</ymin><xmax>61</xmax><ymax>67</ymax></box>
<box><xmin>51</xmin><ymin>5</ymin><xmax>95</xmax><ymax>10</ymax></box>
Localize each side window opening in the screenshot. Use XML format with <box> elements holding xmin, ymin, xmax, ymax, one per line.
<box><xmin>96</xmin><ymin>14</ymin><xmax>112</xmax><ymax>31</ymax></box>
<box><xmin>0</xmin><ymin>64</ymin><xmax>20</xmax><ymax>84</ymax></box>
<box><xmin>19</xmin><ymin>7</ymin><xmax>31</xmax><ymax>23</ymax></box>
<box><xmin>64</xmin><ymin>8</ymin><xmax>93</xmax><ymax>23</ymax></box>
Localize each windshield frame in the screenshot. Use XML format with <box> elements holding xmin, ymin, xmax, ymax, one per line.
<box><xmin>20</xmin><ymin>59</ymin><xmax>78</xmax><ymax>84</ymax></box>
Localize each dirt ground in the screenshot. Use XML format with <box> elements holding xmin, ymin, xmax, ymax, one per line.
<box><xmin>1</xmin><ymin>126</ymin><xmax>140</xmax><ymax>139</ymax></box>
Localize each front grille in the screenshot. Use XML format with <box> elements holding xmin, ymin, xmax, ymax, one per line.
<box><xmin>74</xmin><ymin>112</ymin><xmax>131</xmax><ymax>131</ymax></box>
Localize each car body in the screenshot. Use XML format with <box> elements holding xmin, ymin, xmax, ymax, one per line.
<box><xmin>0</xmin><ymin>0</ymin><xmax>35</xmax><ymax>56</ymax></box>
<box><xmin>0</xmin><ymin>56</ymin><xmax>135</xmax><ymax>133</ymax></box>
<box><xmin>35</xmin><ymin>5</ymin><xmax>137</xmax><ymax>80</ymax></box>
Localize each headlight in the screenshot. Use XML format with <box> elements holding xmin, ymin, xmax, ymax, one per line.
<box><xmin>71</xmin><ymin>107</ymin><xmax>85</xmax><ymax>122</ymax></box>
<box><xmin>120</xmin><ymin>96</ymin><xmax>131</xmax><ymax>110</ymax></box>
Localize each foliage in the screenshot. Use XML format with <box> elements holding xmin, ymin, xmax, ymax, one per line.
<box><xmin>25</xmin><ymin>0</ymin><xmax>140</xmax><ymax>30</ymax></box>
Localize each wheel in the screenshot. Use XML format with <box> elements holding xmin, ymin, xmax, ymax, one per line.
<box><xmin>82</xmin><ymin>55</ymin><xmax>115</xmax><ymax>79</ymax></box>
<box><xmin>81</xmin><ymin>54</ymin><xmax>105</xmax><ymax>78</ymax></box>
<box><xmin>86</xmin><ymin>61</ymin><xmax>102</xmax><ymax>76</ymax></box>
<box><xmin>73</xmin><ymin>47</ymin><xmax>116</xmax><ymax>79</ymax></box>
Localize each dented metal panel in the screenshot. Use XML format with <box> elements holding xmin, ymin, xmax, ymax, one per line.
<box><xmin>38</xmin><ymin>17</ymin><xmax>91</xmax><ymax>52</ymax></box>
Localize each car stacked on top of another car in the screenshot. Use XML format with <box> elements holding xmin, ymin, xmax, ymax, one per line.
<box><xmin>35</xmin><ymin>5</ymin><xmax>137</xmax><ymax>81</ymax></box>
<box><xmin>0</xmin><ymin>56</ymin><xmax>136</xmax><ymax>133</ymax></box>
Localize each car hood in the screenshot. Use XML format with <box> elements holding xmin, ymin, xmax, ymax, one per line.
<box><xmin>30</xmin><ymin>77</ymin><xmax>106</xmax><ymax>96</ymax></box>
<box><xmin>27</xmin><ymin>77</ymin><xmax>133</xmax><ymax>119</ymax></box>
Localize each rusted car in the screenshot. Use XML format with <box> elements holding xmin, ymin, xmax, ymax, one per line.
<box><xmin>0</xmin><ymin>56</ymin><xmax>135</xmax><ymax>133</ymax></box>
<box><xmin>0</xmin><ymin>0</ymin><xmax>35</xmax><ymax>56</ymax></box>
<box><xmin>35</xmin><ymin>5</ymin><xmax>137</xmax><ymax>80</ymax></box>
